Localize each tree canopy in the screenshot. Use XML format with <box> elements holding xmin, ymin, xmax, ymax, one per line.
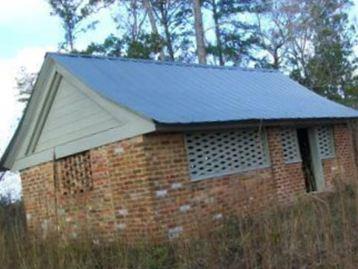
<box><xmin>17</xmin><ymin>0</ymin><xmax>358</xmax><ymax>107</ymax></box>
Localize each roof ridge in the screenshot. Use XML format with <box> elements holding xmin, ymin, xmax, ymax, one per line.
<box><xmin>46</xmin><ymin>52</ymin><xmax>280</xmax><ymax>73</ymax></box>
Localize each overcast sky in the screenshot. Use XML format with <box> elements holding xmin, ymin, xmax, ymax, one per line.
<box><xmin>0</xmin><ymin>0</ymin><xmax>117</xmax><ymax>197</ymax></box>
<box><xmin>0</xmin><ymin>0</ymin><xmax>357</xmax><ymax>198</ymax></box>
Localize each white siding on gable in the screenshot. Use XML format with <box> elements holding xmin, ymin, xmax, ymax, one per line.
<box><xmin>35</xmin><ymin>79</ymin><xmax>122</xmax><ymax>153</ymax></box>
<box><xmin>7</xmin><ymin>63</ymin><xmax>155</xmax><ymax>172</ymax></box>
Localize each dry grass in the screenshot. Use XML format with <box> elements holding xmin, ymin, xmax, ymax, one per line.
<box><xmin>0</xmin><ymin>179</ymin><xmax>357</xmax><ymax>269</ymax></box>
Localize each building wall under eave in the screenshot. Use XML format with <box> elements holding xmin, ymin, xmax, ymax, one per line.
<box><xmin>21</xmin><ymin>135</ymin><xmax>157</xmax><ymax>240</ymax></box>
<box><xmin>20</xmin><ymin>124</ymin><xmax>357</xmax><ymax>241</ymax></box>
<box><xmin>323</xmin><ymin>124</ymin><xmax>357</xmax><ymax>186</ymax></box>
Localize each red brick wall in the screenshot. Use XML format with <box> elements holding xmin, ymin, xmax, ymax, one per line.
<box><xmin>21</xmin><ymin>136</ymin><xmax>156</xmax><ymax>241</ymax></box>
<box><xmin>142</xmin><ymin>132</ymin><xmax>276</xmax><ymax>239</ymax></box>
<box><xmin>21</xmin><ymin>162</ymin><xmax>57</xmax><ymax>236</ymax></box>
<box><xmin>319</xmin><ymin>124</ymin><xmax>357</xmax><ymax>190</ymax></box>
<box><xmin>55</xmin><ymin>145</ymin><xmax>118</xmax><ymax>239</ymax></box>
<box><xmin>105</xmin><ymin>136</ymin><xmax>157</xmax><ymax>240</ymax></box>
<box><xmin>333</xmin><ymin>124</ymin><xmax>357</xmax><ymax>181</ymax></box>
<box><xmin>266</xmin><ymin>128</ymin><xmax>306</xmax><ymax>205</ymax></box>
<box><xmin>20</xmin><ymin>124</ymin><xmax>356</xmax><ymax>240</ymax></box>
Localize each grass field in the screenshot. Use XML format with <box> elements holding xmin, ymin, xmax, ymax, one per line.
<box><xmin>0</xmin><ymin>179</ymin><xmax>356</xmax><ymax>269</ymax></box>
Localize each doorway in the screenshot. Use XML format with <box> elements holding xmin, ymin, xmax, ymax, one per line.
<box><xmin>297</xmin><ymin>128</ymin><xmax>317</xmax><ymax>192</ymax></box>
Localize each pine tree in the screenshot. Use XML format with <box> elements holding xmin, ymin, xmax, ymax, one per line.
<box><xmin>48</xmin><ymin>0</ymin><xmax>106</xmax><ymax>51</ymax></box>
<box><xmin>151</xmin><ymin>0</ymin><xmax>192</xmax><ymax>61</ymax></box>
<box><xmin>204</xmin><ymin>0</ymin><xmax>264</xmax><ymax>66</ymax></box>
<box><xmin>290</xmin><ymin>0</ymin><xmax>357</xmax><ymax>105</ymax></box>
<box><xmin>192</xmin><ymin>0</ymin><xmax>207</xmax><ymax>64</ymax></box>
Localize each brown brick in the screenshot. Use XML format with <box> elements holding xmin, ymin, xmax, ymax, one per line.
<box><xmin>20</xmin><ymin>124</ymin><xmax>357</xmax><ymax>241</ymax></box>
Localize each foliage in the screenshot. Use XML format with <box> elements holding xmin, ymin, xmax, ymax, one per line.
<box><xmin>15</xmin><ymin>67</ymin><xmax>37</xmax><ymax>104</ymax></box>
<box><xmin>248</xmin><ymin>0</ymin><xmax>357</xmax><ymax>106</ymax></box>
<box><xmin>85</xmin><ymin>32</ymin><xmax>164</xmax><ymax>59</ymax></box>
<box><xmin>204</xmin><ymin>0</ymin><xmax>265</xmax><ymax>66</ymax></box>
<box><xmin>85</xmin><ymin>0</ymin><xmax>194</xmax><ymax>61</ymax></box>
<box><xmin>0</xmin><ymin>179</ymin><xmax>356</xmax><ymax>268</ymax></box>
<box><xmin>48</xmin><ymin>0</ymin><xmax>109</xmax><ymax>51</ymax></box>
<box><xmin>44</xmin><ymin>0</ymin><xmax>358</xmax><ymax>107</ymax></box>
<box><xmin>150</xmin><ymin>0</ymin><xmax>193</xmax><ymax>61</ymax></box>
<box><xmin>289</xmin><ymin>0</ymin><xmax>358</xmax><ymax>105</ymax></box>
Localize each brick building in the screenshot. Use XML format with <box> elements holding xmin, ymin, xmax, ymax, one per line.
<box><xmin>1</xmin><ymin>53</ymin><xmax>357</xmax><ymax>240</ymax></box>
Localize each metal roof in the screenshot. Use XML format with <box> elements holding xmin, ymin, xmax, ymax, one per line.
<box><xmin>49</xmin><ymin>53</ymin><xmax>358</xmax><ymax>124</ymax></box>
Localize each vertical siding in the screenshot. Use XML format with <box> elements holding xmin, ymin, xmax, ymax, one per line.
<box><xmin>35</xmin><ymin>79</ymin><xmax>122</xmax><ymax>152</ymax></box>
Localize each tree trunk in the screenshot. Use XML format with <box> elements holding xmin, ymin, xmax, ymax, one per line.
<box><xmin>158</xmin><ymin>2</ymin><xmax>175</xmax><ymax>61</ymax></box>
<box><xmin>65</xmin><ymin>24</ymin><xmax>75</xmax><ymax>52</ymax></box>
<box><xmin>272</xmin><ymin>47</ymin><xmax>280</xmax><ymax>69</ymax></box>
<box><xmin>68</xmin><ymin>32</ymin><xmax>75</xmax><ymax>52</ymax></box>
<box><xmin>143</xmin><ymin>0</ymin><xmax>165</xmax><ymax>61</ymax></box>
<box><xmin>131</xmin><ymin>0</ymin><xmax>138</xmax><ymax>41</ymax></box>
<box><xmin>192</xmin><ymin>0</ymin><xmax>207</xmax><ymax>64</ymax></box>
<box><xmin>211</xmin><ymin>0</ymin><xmax>224</xmax><ymax>65</ymax></box>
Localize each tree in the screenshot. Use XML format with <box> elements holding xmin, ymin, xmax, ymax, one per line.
<box><xmin>203</xmin><ymin>0</ymin><xmax>265</xmax><ymax>66</ymax></box>
<box><xmin>110</xmin><ymin>0</ymin><xmax>156</xmax><ymax>57</ymax></box>
<box><xmin>86</xmin><ymin>32</ymin><xmax>164</xmax><ymax>59</ymax></box>
<box><xmin>113</xmin><ymin>0</ymin><xmax>147</xmax><ymax>43</ymax></box>
<box><xmin>282</xmin><ymin>1</ymin><xmax>322</xmax><ymax>82</ymax></box>
<box><xmin>192</xmin><ymin>0</ymin><xmax>207</xmax><ymax>64</ymax></box>
<box><xmin>46</xmin><ymin>0</ymin><xmax>358</xmax><ymax>108</ymax></box>
<box><xmin>48</xmin><ymin>0</ymin><xmax>106</xmax><ymax>51</ymax></box>
<box><xmin>289</xmin><ymin>0</ymin><xmax>357</xmax><ymax>104</ymax></box>
<box><xmin>151</xmin><ymin>0</ymin><xmax>192</xmax><ymax>61</ymax></box>
<box><xmin>254</xmin><ymin>0</ymin><xmax>357</xmax><ymax>107</ymax></box>
<box><xmin>142</xmin><ymin>0</ymin><xmax>165</xmax><ymax>60</ymax></box>
<box><xmin>206</xmin><ymin>0</ymin><xmax>224</xmax><ymax>65</ymax></box>
<box><xmin>125</xmin><ymin>33</ymin><xmax>164</xmax><ymax>58</ymax></box>
<box><xmin>86</xmin><ymin>0</ymin><xmax>163</xmax><ymax>59</ymax></box>
<box><xmin>85</xmin><ymin>34</ymin><xmax>123</xmax><ymax>56</ymax></box>
<box><xmin>343</xmin><ymin>78</ymin><xmax>358</xmax><ymax>108</ymax></box>
<box><xmin>86</xmin><ymin>0</ymin><xmax>193</xmax><ymax>61</ymax></box>
<box><xmin>15</xmin><ymin>67</ymin><xmax>37</xmax><ymax>104</ymax></box>
<box><xmin>254</xmin><ymin>0</ymin><xmax>294</xmax><ymax>69</ymax></box>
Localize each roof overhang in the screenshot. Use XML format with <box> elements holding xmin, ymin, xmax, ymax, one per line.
<box><xmin>155</xmin><ymin>117</ymin><xmax>357</xmax><ymax>133</ymax></box>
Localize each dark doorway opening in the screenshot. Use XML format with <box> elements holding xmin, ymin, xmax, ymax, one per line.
<box><xmin>297</xmin><ymin>128</ymin><xmax>317</xmax><ymax>192</ymax></box>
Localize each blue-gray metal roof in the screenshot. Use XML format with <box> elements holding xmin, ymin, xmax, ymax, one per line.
<box><xmin>49</xmin><ymin>53</ymin><xmax>358</xmax><ymax>124</ymax></box>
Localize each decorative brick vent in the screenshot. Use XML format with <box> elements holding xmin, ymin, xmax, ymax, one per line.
<box><xmin>316</xmin><ymin>126</ymin><xmax>335</xmax><ymax>159</ymax></box>
<box><xmin>185</xmin><ymin>129</ymin><xmax>270</xmax><ymax>180</ymax></box>
<box><xmin>280</xmin><ymin>128</ymin><xmax>301</xmax><ymax>163</ymax></box>
<box><xmin>56</xmin><ymin>151</ymin><xmax>93</xmax><ymax>195</ymax></box>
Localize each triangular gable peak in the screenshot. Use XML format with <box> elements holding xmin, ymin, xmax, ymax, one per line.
<box><xmin>2</xmin><ymin>56</ymin><xmax>155</xmax><ymax>171</ymax></box>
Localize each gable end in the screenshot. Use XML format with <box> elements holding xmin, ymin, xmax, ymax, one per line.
<box><xmin>2</xmin><ymin>59</ymin><xmax>155</xmax><ymax>172</ymax></box>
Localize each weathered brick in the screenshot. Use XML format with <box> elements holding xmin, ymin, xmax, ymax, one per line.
<box><xmin>20</xmin><ymin>124</ymin><xmax>357</xmax><ymax>241</ymax></box>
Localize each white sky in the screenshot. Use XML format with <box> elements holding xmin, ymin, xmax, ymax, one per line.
<box><xmin>0</xmin><ymin>0</ymin><xmax>357</xmax><ymax>198</ymax></box>
<box><xmin>0</xmin><ymin>0</ymin><xmax>115</xmax><ymax>198</ymax></box>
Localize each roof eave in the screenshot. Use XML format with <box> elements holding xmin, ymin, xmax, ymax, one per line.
<box><xmin>154</xmin><ymin>117</ymin><xmax>358</xmax><ymax>132</ymax></box>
